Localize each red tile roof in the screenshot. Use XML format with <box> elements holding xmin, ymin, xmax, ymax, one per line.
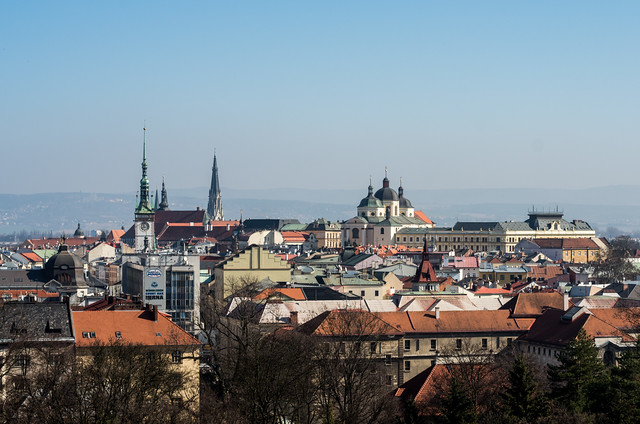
<box><xmin>520</xmin><ymin>308</ymin><xmax>634</xmax><ymax>347</ymax></box>
<box><xmin>531</xmin><ymin>238</ymin><xmax>600</xmax><ymax>250</ymax></box>
<box><xmin>107</xmin><ymin>229</ymin><xmax>125</xmax><ymax>243</ymax></box>
<box><xmin>414</xmin><ymin>210</ymin><xmax>434</xmax><ymax>225</ymax></box>
<box><xmin>500</xmin><ymin>292</ymin><xmax>567</xmax><ymax>317</ymax></box>
<box><xmin>413</xmin><ymin>256</ymin><xmax>438</xmax><ymax>283</ymax></box>
<box><xmin>473</xmin><ymin>286</ymin><xmax>512</xmax><ymax>295</ymax></box>
<box><xmin>72</xmin><ymin>309</ymin><xmax>201</xmax><ymax>347</ymax></box>
<box><xmin>209</xmin><ymin>220</ymin><xmax>240</xmax><ymax>227</ymax></box>
<box><xmin>527</xmin><ymin>265</ymin><xmax>564</xmax><ymax>280</ymax></box>
<box><xmin>0</xmin><ymin>289</ymin><xmax>59</xmax><ymax>299</ymax></box>
<box><xmin>281</xmin><ymin>231</ymin><xmax>307</xmax><ymax>243</ymax></box>
<box><xmin>20</xmin><ymin>251</ymin><xmax>43</xmax><ymax>263</ymax></box>
<box><xmin>253</xmin><ymin>287</ymin><xmax>306</xmax><ymax>301</ymax></box>
<box><xmin>376</xmin><ymin>310</ymin><xmax>531</xmax><ymax>334</ymax></box>
<box><xmin>298</xmin><ymin>309</ymin><xmax>403</xmax><ymax>337</ymax></box>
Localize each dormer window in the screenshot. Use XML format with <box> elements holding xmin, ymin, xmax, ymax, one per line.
<box><xmin>115</xmin><ymin>331</ymin><xmax>122</xmax><ymax>339</ymax></box>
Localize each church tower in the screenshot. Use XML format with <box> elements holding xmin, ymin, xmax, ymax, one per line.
<box><xmin>134</xmin><ymin>128</ymin><xmax>155</xmax><ymax>252</ymax></box>
<box><xmin>207</xmin><ymin>152</ymin><xmax>224</xmax><ymax>220</ymax></box>
<box><xmin>158</xmin><ymin>177</ymin><xmax>169</xmax><ymax>211</ymax></box>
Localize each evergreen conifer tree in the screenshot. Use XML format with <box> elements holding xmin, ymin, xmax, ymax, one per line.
<box><xmin>547</xmin><ymin>329</ymin><xmax>609</xmax><ymax>414</ymax></box>
<box><xmin>502</xmin><ymin>355</ymin><xmax>547</xmax><ymax>421</ymax></box>
<box><xmin>610</xmin><ymin>341</ymin><xmax>640</xmax><ymax>423</ymax></box>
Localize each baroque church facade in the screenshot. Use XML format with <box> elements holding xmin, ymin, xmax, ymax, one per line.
<box><xmin>342</xmin><ymin>173</ymin><xmax>435</xmax><ymax>247</ymax></box>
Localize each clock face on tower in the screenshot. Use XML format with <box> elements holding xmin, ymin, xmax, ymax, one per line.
<box><xmin>140</xmin><ymin>222</ymin><xmax>150</xmax><ymax>231</ymax></box>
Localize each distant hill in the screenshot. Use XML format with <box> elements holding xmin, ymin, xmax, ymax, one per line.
<box><xmin>2</xmin><ymin>185</ymin><xmax>640</xmax><ymax>237</ymax></box>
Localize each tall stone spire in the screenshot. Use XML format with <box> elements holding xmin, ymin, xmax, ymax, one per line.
<box><xmin>154</xmin><ymin>188</ymin><xmax>159</xmax><ymax>211</ymax></box>
<box><xmin>207</xmin><ymin>151</ymin><xmax>223</xmax><ymax>220</ymax></box>
<box><xmin>159</xmin><ymin>177</ymin><xmax>169</xmax><ymax>211</ymax></box>
<box><xmin>134</xmin><ymin>127</ymin><xmax>155</xmax><ymax>252</ymax></box>
<box><xmin>135</xmin><ymin>128</ymin><xmax>153</xmax><ymax>214</ymax></box>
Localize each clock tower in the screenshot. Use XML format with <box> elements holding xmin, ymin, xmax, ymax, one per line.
<box><xmin>134</xmin><ymin>128</ymin><xmax>155</xmax><ymax>252</ymax></box>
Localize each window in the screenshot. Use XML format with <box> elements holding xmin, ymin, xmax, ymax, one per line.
<box><xmin>496</xmin><ymin>337</ymin><xmax>500</xmax><ymax>348</ymax></box>
<box><xmin>156</xmin><ymin>332</ymin><xmax>162</xmax><ymax>337</ymax></box>
<box><xmin>415</xmin><ymin>340</ymin><xmax>420</xmax><ymax>351</ymax></box>
<box><xmin>171</xmin><ymin>350</ymin><xmax>182</xmax><ymax>364</ymax></box>
<box><xmin>16</xmin><ymin>355</ymin><xmax>30</xmax><ymax>375</ymax></box>
<box><xmin>456</xmin><ymin>339</ymin><xmax>462</xmax><ymax>350</ymax></box>
<box><xmin>352</xmin><ymin>229</ymin><xmax>359</xmax><ymax>238</ymax></box>
<box><xmin>370</xmin><ymin>342</ymin><xmax>377</xmax><ymax>354</ymax></box>
<box><xmin>380</xmin><ymin>228</ymin><xmax>385</xmax><ymax>234</ymax></box>
<box><xmin>409</xmin><ymin>237</ymin><xmax>413</xmax><ymax>242</ymax></box>
<box><xmin>82</xmin><ymin>332</ymin><xmax>96</xmax><ymax>339</ymax></box>
<box><xmin>403</xmin><ymin>237</ymin><xmax>406</xmax><ymax>242</ymax></box>
<box><xmin>340</xmin><ymin>343</ymin><xmax>346</xmax><ymax>354</ymax></box>
<box><xmin>404</xmin><ymin>340</ymin><xmax>411</xmax><ymax>351</ymax></box>
<box><xmin>360</xmin><ymin>290</ymin><xmax>365</xmax><ymax>297</ymax></box>
<box><xmin>374</xmin><ymin>290</ymin><xmax>379</xmax><ymax>297</ymax></box>
<box><xmin>385</xmin><ymin>354</ymin><xmax>392</xmax><ymax>365</ymax></box>
<box><xmin>404</xmin><ymin>361</ymin><xmax>411</xmax><ymax>372</ymax></box>
<box><xmin>115</xmin><ymin>331</ymin><xmax>122</xmax><ymax>339</ymax></box>
<box><xmin>482</xmin><ymin>338</ymin><xmax>488</xmax><ymax>350</ymax></box>
<box><xmin>386</xmin><ymin>375</ymin><xmax>393</xmax><ymax>385</ymax></box>
<box><xmin>507</xmin><ymin>338</ymin><xmax>513</xmax><ymax>345</ymax></box>
<box><xmin>430</xmin><ymin>339</ymin><xmax>437</xmax><ymax>351</ymax></box>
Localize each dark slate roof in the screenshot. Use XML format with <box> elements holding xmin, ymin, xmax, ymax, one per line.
<box><xmin>0</xmin><ymin>302</ymin><xmax>74</xmax><ymax>341</ymax></box>
<box><xmin>299</xmin><ymin>286</ymin><xmax>357</xmax><ymax>301</ymax></box>
<box><xmin>452</xmin><ymin>222</ymin><xmax>499</xmax><ymax>231</ymax></box>
<box><xmin>341</xmin><ymin>253</ymin><xmax>375</xmax><ymax>267</ymax></box>
<box><xmin>0</xmin><ymin>269</ymin><xmax>48</xmax><ymax>289</ymax></box>
<box><xmin>374</xmin><ymin>187</ymin><xmax>399</xmax><ymax>202</ymax></box>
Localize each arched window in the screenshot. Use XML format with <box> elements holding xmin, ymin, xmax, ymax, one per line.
<box><xmin>352</xmin><ymin>228</ymin><xmax>360</xmax><ymax>238</ymax></box>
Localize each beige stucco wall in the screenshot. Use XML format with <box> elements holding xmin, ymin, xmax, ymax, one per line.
<box><xmin>214</xmin><ymin>246</ymin><xmax>292</xmax><ymax>299</ymax></box>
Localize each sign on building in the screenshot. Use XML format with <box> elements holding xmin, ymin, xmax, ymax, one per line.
<box><xmin>143</xmin><ymin>267</ymin><xmax>166</xmax><ymax>308</ymax></box>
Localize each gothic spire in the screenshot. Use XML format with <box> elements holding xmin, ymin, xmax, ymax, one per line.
<box><xmin>154</xmin><ymin>188</ymin><xmax>159</xmax><ymax>211</ymax></box>
<box><xmin>135</xmin><ymin>127</ymin><xmax>153</xmax><ymax>214</ymax></box>
<box><xmin>207</xmin><ymin>151</ymin><xmax>223</xmax><ymax>220</ymax></box>
<box><xmin>159</xmin><ymin>177</ymin><xmax>169</xmax><ymax>210</ymax></box>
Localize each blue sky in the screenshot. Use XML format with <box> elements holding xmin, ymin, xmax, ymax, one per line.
<box><xmin>1</xmin><ymin>1</ymin><xmax>638</xmax><ymax>195</ymax></box>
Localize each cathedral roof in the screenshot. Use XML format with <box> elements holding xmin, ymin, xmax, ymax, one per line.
<box><xmin>358</xmin><ymin>183</ymin><xmax>383</xmax><ymax>208</ymax></box>
<box><xmin>398</xmin><ymin>185</ymin><xmax>413</xmax><ymax>208</ymax></box>
<box><xmin>374</xmin><ymin>176</ymin><xmax>399</xmax><ymax>202</ymax></box>
<box><xmin>73</xmin><ymin>223</ymin><xmax>84</xmax><ymax>237</ymax></box>
<box><xmin>44</xmin><ymin>244</ymin><xmax>88</xmax><ymax>288</ymax></box>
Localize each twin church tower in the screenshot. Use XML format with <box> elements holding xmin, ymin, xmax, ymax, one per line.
<box><xmin>133</xmin><ymin>128</ymin><xmax>224</xmax><ymax>252</ymax></box>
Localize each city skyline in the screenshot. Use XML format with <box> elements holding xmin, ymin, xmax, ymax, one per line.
<box><xmin>2</xmin><ymin>1</ymin><xmax>639</xmax><ymax>195</ymax></box>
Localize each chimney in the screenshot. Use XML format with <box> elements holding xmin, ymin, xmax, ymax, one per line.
<box><xmin>435</xmin><ymin>307</ymin><xmax>440</xmax><ymax>319</ymax></box>
<box><xmin>226</xmin><ymin>224</ymin><xmax>230</xmax><ymax>231</ymax></box>
<box><xmin>290</xmin><ymin>311</ymin><xmax>299</xmax><ymax>325</ymax></box>
<box><xmin>196</xmin><ymin>206</ymin><xmax>200</xmax><ymax>211</ymax></box>
<box><xmin>563</xmin><ymin>292</ymin><xmax>569</xmax><ymax>311</ymax></box>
